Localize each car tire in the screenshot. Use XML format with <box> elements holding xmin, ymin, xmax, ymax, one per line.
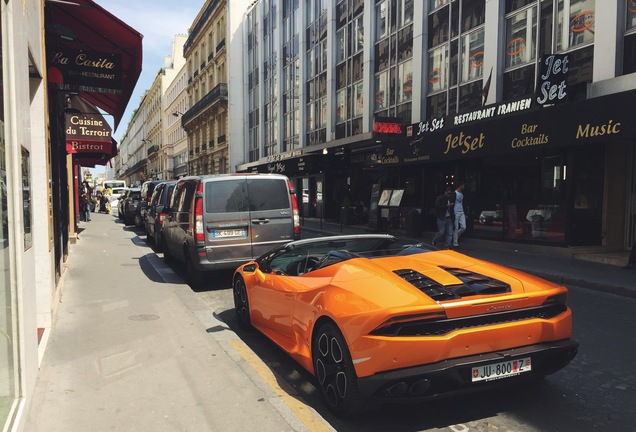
<box><xmin>123</xmin><ymin>215</ymin><xmax>132</xmax><ymax>226</ymax></box>
<box><xmin>154</xmin><ymin>230</ymin><xmax>164</xmax><ymax>252</ymax></box>
<box><xmin>233</xmin><ymin>276</ymin><xmax>252</xmax><ymax>330</ymax></box>
<box><xmin>313</xmin><ymin>322</ymin><xmax>367</xmax><ymax>416</ymax></box>
<box><xmin>185</xmin><ymin>251</ymin><xmax>204</xmax><ymax>286</ymax></box>
<box><xmin>134</xmin><ymin>213</ymin><xmax>143</xmax><ymax>228</ymax></box>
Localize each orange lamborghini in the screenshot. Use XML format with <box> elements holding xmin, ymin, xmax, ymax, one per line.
<box><xmin>232</xmin><ymin>234</ymin><xmax>578</xmax><ymax>416</ymax></box>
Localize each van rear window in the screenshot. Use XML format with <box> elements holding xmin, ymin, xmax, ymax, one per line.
<box><xmin>205</xmin><ymin>180</ymin><xmax>249</xmax><ymax>213</ymax></box>
<box><xmin>204</xmin><ymin>178</ymin><xmax>289</xmax><ymax>213</ymax></box>
<box><xmin>247</xmin><ymin>179</ymin><xmax>289</xmax><ymax>211</ymax></box>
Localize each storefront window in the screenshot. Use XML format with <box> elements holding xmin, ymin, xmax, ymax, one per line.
<box><xmin>505</xmin><ymin>5</ymin><xmax>537</xmax><ymax>69</ymax></box>
<box><xmin>556</xmin><ymin>0</ymin><xmax>595</xmax><ymax>52</ymax></box>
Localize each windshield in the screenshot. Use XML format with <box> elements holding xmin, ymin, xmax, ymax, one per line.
<box><xmin>259</xmin><ymin>236</ymin><xmax>434</xmax><ymax>276</ymax></box>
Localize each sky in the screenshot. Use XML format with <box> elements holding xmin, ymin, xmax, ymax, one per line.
<box><xmin>89</xmin><ymin>0</ymin><xmax>202</xmax><ymax>177</ymax></box>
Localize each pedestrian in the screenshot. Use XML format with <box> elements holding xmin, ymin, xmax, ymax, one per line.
<box><xmin>452</xmin><ymin>181</ymin><xmax>466</xmax><ymax>247</ymax></box>
<box><xmin>80</xmin><ymin>180</ymin><xmax>92</xmax><ymax>222</ymax></box>
<box><xmin>432</xmin><ymin>186</ymin><xmax>454</xmax><ymax>248</ymax></box>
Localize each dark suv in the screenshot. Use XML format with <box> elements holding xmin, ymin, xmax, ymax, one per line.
<box><xmin>119</xmin><ymin>187</ymin><xmax>141</xmax><ymax>227</ymax></box>
<box><xmin>145</xmin><ymin>180</ymin><xmax>177</xmax><ymax>251</ymax></box>
<box><xmin>139</xmin><ymin>180</ymin><xmax>163</xmax><ymax>229</ymax></box>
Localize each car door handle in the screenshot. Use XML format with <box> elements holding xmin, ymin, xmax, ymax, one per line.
<box><xmin>251</xmin><ymin>219</ymin><xmax>270</xmax><ymax>225</ymax></box>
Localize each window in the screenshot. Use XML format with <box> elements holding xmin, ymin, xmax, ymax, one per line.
<box><xmin>205</xmin><ymin>180</ymin><xmax>248</xmax><ymax>213</ymax></box>
<box><xmin>353</xmin><ymin>81</ymin><xmax>364</xmax><ymax>117</ymax></box>
<box><xmin>623</xmin><ymin>1</ymin><xmax>636</xmax><ymax>74</ymax></box>
<box><xmin>556</xmin><ymin>0</ymin><xmax>595</xmax><ymax>52</ymax></box>
<box><xmin>461</xmin><ymin>28</ymin><xmax>484</xmax><ymax>82</ymax></box>
<box><xmin>375</xmin><ymin>71</ymin><xmax>389</xmax><ymax>110</ymax></box>
<box><xmin>337</xmin><ymin>28</ymin><xmax>346</xmax><ymax>63</ymax></box>
<box><xmin>505</xmin><ymin>6</ymin><xmax>537</xmax><ymax>69</ymax></box>
<box><xmin>428</xmin><ymin>45</ymin><xmax>448</xmax><ymax>93</ymax></box>
<box><xmin>376</xmin><ymin>1</ymin><xmax>388</xmax><ymax>41</ymax></box>
<box><xmin>398</xmin><ymin>59</ymin><xmax>413</xmax><ymax>102</ymax></box>
<box><xmin>399</xmin><ymin>0</ymin><xmax>414</xmax><ymax>28</ymax></box>
<box><xmin>336</xmin><ymin>89</ymin><xmax>347</xmax><ymax>123</ymax></box>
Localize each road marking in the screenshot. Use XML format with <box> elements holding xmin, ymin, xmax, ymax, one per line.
<box><xmin>227</xmin><ymin>338</ymin><xmax>334</xmax><ymax>432</ymax></box>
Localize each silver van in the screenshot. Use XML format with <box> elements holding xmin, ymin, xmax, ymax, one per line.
<box><xmin>161</xmin><ymin>174</ymin><xmax>300</xmax><ymax>284</ymax></box>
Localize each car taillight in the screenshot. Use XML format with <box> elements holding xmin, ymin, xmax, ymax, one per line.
<box><xmin>194</xmin><ymin>183</ymin><xmax>204</xmax><ymax>242</ymax></box>
<box><xmin>287</xmin><ymin>179</ymin><xmax>300</xmax><ymax>239</ymax></box>
<box><xmin>159</xmin><ymin>213</ymin><xmax>166</xmax><ymax>225</ymax></box>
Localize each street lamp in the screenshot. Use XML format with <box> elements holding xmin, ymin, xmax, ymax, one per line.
<box><xmin>172</xmin><ymin>111</ymin><xmax>184</xmax><ymax>117</ymax></box>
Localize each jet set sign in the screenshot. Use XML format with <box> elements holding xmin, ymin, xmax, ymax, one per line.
<box><xmin>536</xmin><ymin>54</ymin><xmax>569</xmax><ymax>105</ymax></box>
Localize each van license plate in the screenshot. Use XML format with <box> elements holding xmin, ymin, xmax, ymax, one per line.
<box><xmin>211</xmin><ymin>229</ymin><xmax>247</xmax><ymax>238</ymax></box>
<box><xmin>471</xmin><ymin>357</ymin><xmax>532</xmax><ymax>382</ymax></box>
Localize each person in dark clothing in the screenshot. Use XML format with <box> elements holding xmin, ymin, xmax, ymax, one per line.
<box><xmin>80</xmin><ymin>180</ymin><xmax>92</xmax><ymax>222</ymax></box>
<box><xmin>432</xmin><ymin>187</ymin><xmax>454</xmax><ymax>248</ymax></box>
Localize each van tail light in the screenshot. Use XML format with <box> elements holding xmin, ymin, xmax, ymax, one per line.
<box><xmin>159</xmin><ymin>213</ymin><xmax>166</xmax><ymax>225</ymax></box>
<box><xmin>287</xmin><ymin>179</ymin><xmax>301</xmax><ymax>239</ymax></box>
<box><xmin>194</xmin><ymin>183</ymin><xmax>204</xmax><ymax>242</ymax></box>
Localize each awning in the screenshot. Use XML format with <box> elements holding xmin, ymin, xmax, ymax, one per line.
<box><xmin>45</xmin><ymin>0</ymin><xmax>143</xmax><ymax>130</ymax></box>
<box><xmin>65</xmin><ymin>95</ymin><xmax>118</xmax><ymax>167</ymax></box>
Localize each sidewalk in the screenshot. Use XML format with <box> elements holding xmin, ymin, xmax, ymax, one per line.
<box><xmin>24</xmin><ymin>212</ymin><xmax>316</xmax><ymax>432</ymax></box>
<box><xmin>300</xmin><ymin>218</ymin><xmax>636</xmax><ymax>299</ymax></box>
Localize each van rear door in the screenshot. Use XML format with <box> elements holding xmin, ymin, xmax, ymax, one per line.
<box><xmin>246</xmin><ymin>176</ymin><xmax>295</xmax><ymax>258</ymax></box>
<box><xmin>202</xmin><ymin>178</ymin><xmax>253</xmax><ymax>262</ymax></box>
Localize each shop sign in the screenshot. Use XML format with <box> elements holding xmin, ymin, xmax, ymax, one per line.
<box><xmin>266</xmin><ymin>149</ymin><xmax>302</xmax><ymax>163</ymax></box>
<box><xmin>257</xmin><ymin>155</ymin><xmax>317</xmax><ymax>175</ymax></box>
<box><xmin>65</xmin><ymin>113</ymin><xmax>112</xmax><ymax>141</ymax></box>
<box><xmin>384</xmin><ymin>89</ymin><xmax>636</xmax><ymax>165</ymax></box>
<box><xmin>536</xmin><ymin>54</ymin><xmax>569</xmax><ymax>105</ymax></box>
<box><xmin>374</xmin><ymin>117</ymin><xmax>404</xmax><ymax>137</ymax></box>
<box><xmin>48</xmin><ymin>47</ymin><xmax>122</xmax><ymax>93</ymax></box>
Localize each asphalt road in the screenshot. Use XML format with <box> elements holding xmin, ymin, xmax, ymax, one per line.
<box><xmin>146</xmin><ymin>229</ymin><xmax>636</xmax><ymax>432</ymax></box>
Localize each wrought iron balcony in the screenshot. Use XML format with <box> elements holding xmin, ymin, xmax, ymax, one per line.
<box><xmin>147</xmin><ymin>144</ymin><xmax>159</xmax><ymax>155</ymax></box>
<box><xmin>181</xmin><ymin>83</ymin><xmax>228</xmax><ymax>127</ymax></box>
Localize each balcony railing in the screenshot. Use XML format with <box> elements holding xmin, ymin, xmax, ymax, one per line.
<box><xmin>216</xmin><ymin>38</ymin><xmax>226</xmax><ymax>53</ymax></box>
<box><xmin>217</xmin><ymin>134</ymin><xmax>226</xmax><ymax>144</ymax></box>
<box><xmin>181</xmin><ymin>83</ymin><xmax>228</xmax><ymax>127</ymax></box>
<box><xmin>147</xmin><ymin>144</ymin><xmax>159</xmax><ymax>155</ymax></box>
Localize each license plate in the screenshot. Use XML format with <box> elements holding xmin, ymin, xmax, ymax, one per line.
<box><xmin>472</xmin><ymin>357</ymin><xmax>532</xmax><ymax>382</ymax></box>
<box><xmin>211</xmin><ymin>229</ymin><xmax>247</xmax><ymax>239</ymax></box>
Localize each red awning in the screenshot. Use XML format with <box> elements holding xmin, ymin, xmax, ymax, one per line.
<box><xmin>45</xmin><ymin>0</ymin><xmax>143</xmax><ymax>130</ymax></box>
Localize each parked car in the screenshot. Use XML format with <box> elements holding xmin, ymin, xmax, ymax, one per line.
<box><xmin>145</xmin><ymin>180</ymin><xmax>177</xmax><ymax>251</ymax></box>
<box><xmin>118</xmin><ymin>187</ymin><xmax>141</xmax><ymax>226</ymax></box>
<box><xmin>139</xmin><ymin>180</ymin><xmax>163</xmax><ymax>230</ymax></box>
<box><xmin>233</xmin><ymin>234</ymin><xmax>579</xmax><ymax>416</ymax></box>
<box><xmin>110</xmin><ymin>186</ymin><xmax>126</xmax><ymax>211</ymax></box>
<box><xmin>162</xmin><ymin>174</ymin><xmax>300</xmax><ymax>285</ymax></box>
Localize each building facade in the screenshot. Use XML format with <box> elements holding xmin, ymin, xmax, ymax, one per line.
<box><xmin>164</xmin><ymin>36</ymin><xmax>189</xmax><ymax>179</ymax></box>
<box><xmin>237</xmin><ymin>0</ymin><xmax>636</xmax><ymax>253</ymax></box>
<box><xmin>181</xmin><ymin>0</ymin><xmax>251</xmax><ymax>176</ymax></box>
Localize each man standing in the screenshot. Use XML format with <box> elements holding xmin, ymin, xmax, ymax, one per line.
<box><xmin>432</xmin><ymin>187</ymin><xmax>454</xmax><ymax>248</ymax></box>
<box><xmin>452</xmin><ymin>181</ymin><xmax>466</xmax><ymax>247</ymax></box>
